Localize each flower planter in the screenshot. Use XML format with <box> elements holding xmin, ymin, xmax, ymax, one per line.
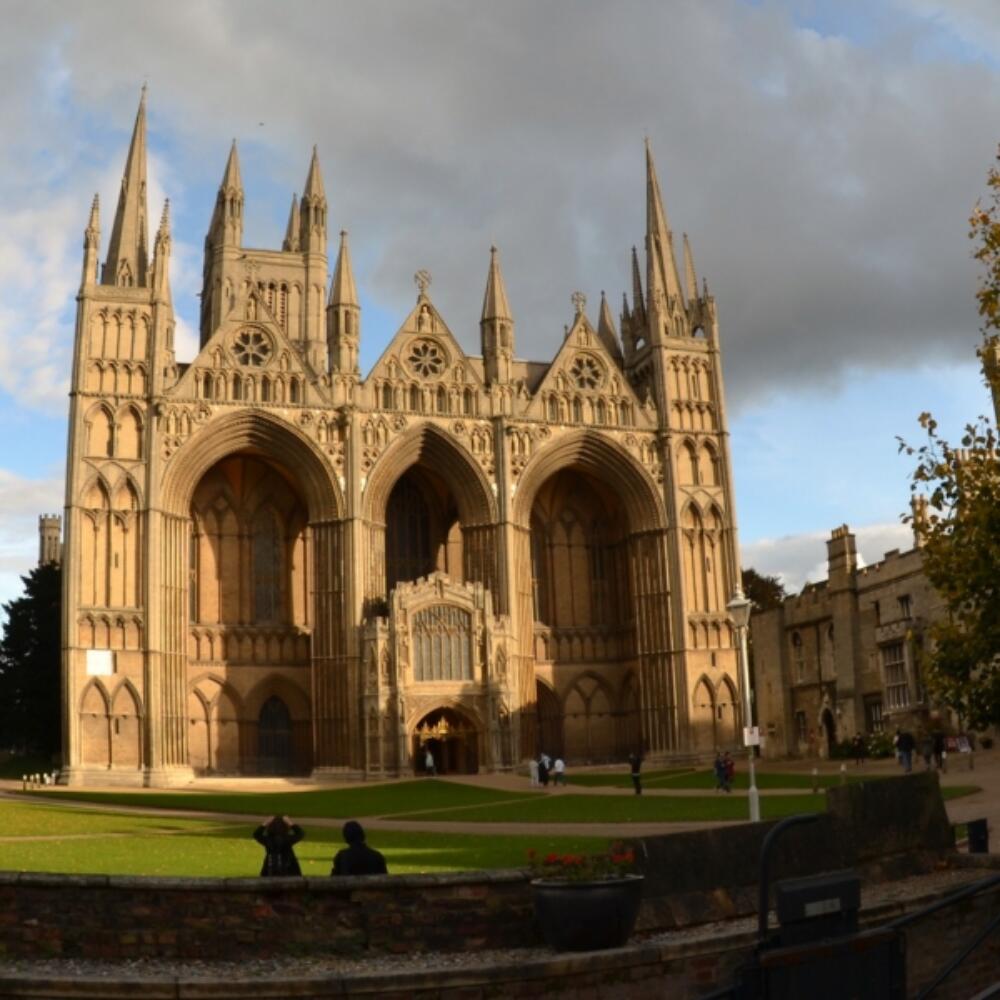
<box><xmin>531</xmin><ymin>874</ymin><xmax>644</xmax><ymax>952</ymax></box>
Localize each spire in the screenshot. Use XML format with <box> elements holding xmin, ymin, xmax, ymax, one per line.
<box><xmin>481</xmin><ymin>245</ymin><xmax>512</xmax><ymax>322</ymax></box>
<box><xmin>597</xmin><ymin>290</ymin><xmax>623</xmax><ymax>363</ymax></box>
<box><xmin>81</xmin><ymin>194</ymin><xmax>100</xmax><ymax>287</ymax></box>
<box><xmin>152</xmin><ymin>199</ymin><xmax>172</xmax><ymax>301</ymax></box>
<box><xmin>299</xmin><ymin>146</ymin><xmax>327</xmax><ymax>252</ymax></box>
<box><xmin>102</xmin><ymin>88</ymin><xmax>149</xmax><ymax>287</ymax></box>
<box><xmin>644</xmin><ymin>139</ymin><xmax>684</xmax><ymax>314</ymax></box>
<box><xmin>683</xmin><ymin>233</ymin><xmax>698</xmax><ymax>303</ymax></box>
<box><xmin>630</xmin><ymin>246</ymin><xmax>646</xmax><ymax>325</ymax></box>
<box><xmin>480</xmin><ymin>245</ymin><xmax>514</xmax><ymax>386</ymax></box>
<box><xmin>282</xmin><ymin>194</ymin><xmax>301</xmax><ymax>252</ymax></box>
<box><xmin>207</xmin><ymin>140</ymin><xmax>244</xmax><ymax>248</ymax></box>
<box><xmin>329</xmin><ymin>230</ymin><xmax>358</xmax><ymax>306</ymax></box>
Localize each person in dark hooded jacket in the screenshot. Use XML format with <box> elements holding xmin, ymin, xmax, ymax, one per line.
<box><xmin>253</xmin><ymin>815</ymin><xmax>304</xmax><ymax>876</ymax></box>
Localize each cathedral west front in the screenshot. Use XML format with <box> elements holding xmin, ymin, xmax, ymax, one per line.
<box><xmin>61</xmin><ymin>93</ymin><xmax>745</xmax><ymax>785</ymax></box>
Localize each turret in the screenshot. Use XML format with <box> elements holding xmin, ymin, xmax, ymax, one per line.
<box><xmin>480</xmin><ymin>245</ymin><xmax>513</xmax><ymax>385</ymax></box>
<box><xmin>81</xmin><ymin>194</ymin><xmax>100</xmax><ymax>288</ymax></box>
<box><xmin>102</xmin><ymin>89</ymin><xmax>149</xmax><ymax>288</ymax></box>
<box><xmin>282</xmin><ymin>194</ymin><xmax>301</xmax><ymax>252</ymax></box>
<box><xmin>152</xmin><ymin>200</ymin><xmax>172</xmax><ymax>303</ymax></box>
<box><xmin>596</xmin><ymin>290</ymin><xmax>623</xmax><ymax>364</ymax></box>
<box><xmin>327</xmin><ymin>230</ymin><xmax>360</xmax><ymax>374</ymax></box>
<box><xmin>38</xmin><ymin>515</ymin><xmax>61</xmax><ymax>567</ymax></box>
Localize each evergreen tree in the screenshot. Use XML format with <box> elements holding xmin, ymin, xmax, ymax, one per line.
<box><xmin>741</xmin><ymin>567</ymin><xmax>787</xmax><ymax>611</ymax></box>
<box><xmin>0</xmin><ymin>563</ymin><xmax>62</xmax><ymax>757</ymax></box>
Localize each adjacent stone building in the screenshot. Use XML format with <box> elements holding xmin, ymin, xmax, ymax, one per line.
<box><xmin>61</xmin><ymin>92</ymin><xmax>744</xmax><ymax>785</ymax></box>
<box><xmin>751</xmin><ymin>523</ymin><xmax>947</xmax><ymax>758</ymax></box>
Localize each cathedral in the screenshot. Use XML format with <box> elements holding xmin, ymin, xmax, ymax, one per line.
<box><xmin>60</xmin><ymin>92</ymin><xmax>744</xmax><ymax>785</ymax></box>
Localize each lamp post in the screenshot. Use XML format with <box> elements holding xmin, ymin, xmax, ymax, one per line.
<box><xmin>727</xmin><ymin>588</ymin><xmax>760</xmax><ymax>822</ymax></box>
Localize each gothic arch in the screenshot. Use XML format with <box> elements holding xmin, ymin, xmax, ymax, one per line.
<box><xmin>242</xmin><ymin>673</ymin><xmax>311</xmax><ymax>724</ymax></box>
<box><xmin>562</xmin><ymin>671</ymin><xmax>617</xmax><ymax>762</ymax></box>
<box><xmin>116</xmin><ymin>404</ymin><xmax>144</xmax><ymax>460</ymax></box>
<box><xmin>363</xmin><ymin>422</ymin><xmax>497</xmax><ymax>527</ymax></box>
<box><xmin>110</xmin><ymin>679</ymin><xmax>143</xmax><ymax>769</ymax></box>
<box><xmin>85</xmin><ymin>403</ymin><xmax>115</xmax><ymax>458</ymax></box>
<box><xmin>690</xmin><ymin>674</ymin><xmax>717</xmax><ymax>752</ymax></box>
<box><xmin>406</xmin><ymin>698</ymin><xmax>483</xmax><ymax>734</ymax></box>
<box><xmin>160</xmin><ymin>410</ymin><xmax>342</xmax><ymax>521</ymax></box>
<box><xmin>513</xmin><ymin>429</ymin><xmax>665</xmax><ymax>532</ymax></box>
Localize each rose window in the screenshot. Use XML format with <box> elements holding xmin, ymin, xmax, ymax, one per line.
<box><xmin>407</xmin><ymin>339</ymin><xmax>446</xmax><ymax>378</ymax></box>
<box><xmin>570</xmin><ymin>354</ymin><xmax>604</xmax><ymax>390</ymax></box>
<box><xmin>233</xmin><ymin>329</ymin><xmax>272</xmax><ymax>367</ymax></box>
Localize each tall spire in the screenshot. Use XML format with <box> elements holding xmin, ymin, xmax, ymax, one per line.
<box><xmin>597</xmin><ymin>290</ymin><xmax>623</xmax><ymax>363</ymax></box>
<box><xmin>102</xmin><ymin>88</ymin><xmax>149</xmax><ymax>287</ymax></box>
<box><xmin>299</xmin><ymin>146</ymin><xmax>327</xmax><ymax>253</ymax></box>
<box><xmin>481</xmin><ymin>244</ymin><xmax>512</xmax><ymax>322</ymax></box>
<box><xmin>81</xmin><ymin>194</ymin><xmax>100</xmax><ymax>287</ymax></box>
<box><xmin>207</xmin><ymin>140</ymin><xmax>244</xmax><ymax>248</ymax></box>
<box><xmin>480</xmin><ymin>245</ymin><xmax>514</xmax><ymax>386</ymax></box>
<box><xmin>682</xmin><ymin>233</ymin><xmax>698</xmax><ymax>303</ymax></box>
<box><xmin>326</xmin><ymin>230</ymin><xmax>360</xmax><ymax>374</ymax></box>
<box><xmin>282</xmin><ymin>194</ymin><xmax>301</xmax><ymax>252</ymax></box>
<box><xmin>644</xmin><ymin>139</ymin><xmax>684</xmax><ymax>315</ymax></box>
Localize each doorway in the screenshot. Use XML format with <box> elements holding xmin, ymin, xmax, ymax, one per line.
<box><xmin>258</xmin><ymin>696</ymin><xmax>293</xmax><ymax>774</ymax></box>
<box><xmin>413</xmin><ymin>707</ymin><xmax>479</xmax><ymax>774</ymax></box>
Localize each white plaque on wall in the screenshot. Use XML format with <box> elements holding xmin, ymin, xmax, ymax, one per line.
<box><xmin>85</xmin><ymin>649</ymin><xmax>114</xmax><ymax>676</ymax></box>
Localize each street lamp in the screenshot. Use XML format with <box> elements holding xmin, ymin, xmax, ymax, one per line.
<box><xmin>727</xmin><ymin>587</ymin><xmax>760</xmax><ymax>822</ymax></box>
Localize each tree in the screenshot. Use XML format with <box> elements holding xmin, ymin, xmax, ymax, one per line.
<box><xmin>741</xmin><ymin>567</ymin><xmax>787</xmax><ymax>611</ymax></box>
<box><xmin>0</xmin><ymin>563</ymin><xmax>62</xmax><ymax>757</ymax></box>
<box><xmin>898</xmin><ymin>145</ymin><xmax>1000</xmax><ymax>730</ymax></box>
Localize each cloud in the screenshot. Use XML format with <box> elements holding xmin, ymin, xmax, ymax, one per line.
<box><xmin>2</xmin><ymin>1</ymin><xmax>998</xmax><ymax>420</ymax></box>
<box><xmin>741</xmin><ymin>520</ymin><xmax>916</xmax><ymax>593</ymax></box>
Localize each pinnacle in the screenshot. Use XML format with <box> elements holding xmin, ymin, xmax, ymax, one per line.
<box><xmin>329</xmin><ymin>228</ymin><xmax>358</xmax><ymax>307</ymax></box>
<box><xmin>303</xmin><ymin>146</ymin><xmax>325</xmax><ymax>201</ymax></box>
<box><xmin>282</xmin><ymin>194</ymin><xmax>301</xmax><ymax>252</ymax></box>
<box><xmin>481</xmin><ymin>244</ymin><xmax>512</xmax><ymax>322</ymax></box>
<box><xmin>221</xmin><ymin>139</ymin><xmax>242</xmax><ymax>192</ymax></box>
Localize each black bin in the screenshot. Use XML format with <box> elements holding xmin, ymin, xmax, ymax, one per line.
<box><xmin>967</xmin><ymin>818</ymin><xmax>989</xmax><ymax>854</ymax></box>
<box><xmin>774</xmin><ymin>870</ymin><xmax>861</xmax><ymax>946</ymax></box>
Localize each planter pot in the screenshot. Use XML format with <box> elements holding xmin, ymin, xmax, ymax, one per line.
<box><xmin>531</xmin><ymin>874</ymin><xmax>644</xmax><ymax>952</ymax></box>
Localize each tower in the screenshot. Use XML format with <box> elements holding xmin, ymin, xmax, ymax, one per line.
<box><xmin>38</xmin><ymin>515</ymin><xmax>62</xmax><ymax>566</ymax></box>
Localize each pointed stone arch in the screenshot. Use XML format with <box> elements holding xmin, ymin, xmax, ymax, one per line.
<box><xmin>717</xmin><ymin>674</ymin><xmax>739</xmax><ymax>746</ymax></box>
<box><xmin>562</xmin><ymin>671</ymin><xmax>617</xmax><ymax>762</ymax></box>
<box><xmin>116</xmin><ymin>404</ymin><xmax>144</xmax><ymax>460</ymax></box>
<box><xmin>85</xmin><ymin>402</ymin><xmax>115</xmax><ymax>458</ymax></box>
<box><xmin>160</xmin><ymin>410</ymin><xmax>342</xmax><ymax>521</ymax></box>
<box><xmin>690</xmin><ymin>674</ymin><xmax>717</xmax><ymax>752</ymax></box>
<box><xmin>512</xmin><ymin>429</ymin><xmax>665</xmax><ymax>532</ymax></box>
<box><xmin>110</xmin><ymin>678</ymin><xmax>143</xmax><ymax>769</ymax></box>
<box><xmin>79</xmin><ymin>678</ymin><xmax>111</xmax><ymax>768</ymax></box>
<box><xmin>362</xmin><ymin>421</ymin><xmax>496</xmax><ymax>528</ymax></box>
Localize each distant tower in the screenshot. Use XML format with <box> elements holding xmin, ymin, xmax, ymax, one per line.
<box><xmin>38</xmin><ymin>514</ymin><xmax>62</xmax><ymax>566</ymax></box>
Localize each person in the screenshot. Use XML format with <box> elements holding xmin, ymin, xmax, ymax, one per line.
<box><xmin>529</xmin><ymin>756</ymin><xmax>540</xmax><ymax>787</ymax></box>
<box><xmin>540</xmin><ymin>751</ymin><xmax>552</xmax><ymax>772</ymax></box>
<box><xmin>897</xmin><ymin>729</ymin><xmax>915</xmax><ymax>773</ymax></box>
<box><xmin>851</xmin><ymin>733</ymin><xmax>867</xmax><ymax>767</ymax></box>
<box><xmin>537</xmin><ymin>754</ymin><xmax>549</xmax><ymax>787</ymax></box>
<box><xmin>253</xmin><ymin>815</ymin><xmax>304</xmax><ymax>877</ymax></box>
<box><xmin>893</xmin><ymin>727</ymin><xmax>901</xmax><ymax>765</ymax></box>
<box><xmin>713</xmin><ymin>751</ymin><xmax>729</xmax><ymax>793</ymax></box>
<box><xmin>723</xmin><ymin>751</ymin><xmax>735</xmax><ymax>791</ymax></box>
<box><xmin>932</xmin><ymin>731</ymin><xmax>946</xmax><ymax>771</ymax></box>
<box><xmin>331</xmin><ymin>820</ymin><xmax>388</xmax><ymax>876</ymax></box>
<box><xmin>552</xmin><ymin>757</ymin><xmax>566</xmax><ymax>786</ymax></box>
<box><xmin>628</xmin><ymin>752</ymin><xmax>642</xmax><ymax>795</ymax></box>
<box><xmin>424</xmin><ymin>747</ymin><xmax>436</xmax><ymax>777</ymax></box>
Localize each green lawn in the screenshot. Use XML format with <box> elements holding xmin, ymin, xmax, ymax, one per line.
<box><xmin>0</xmin><ymin>799</ymin><xmax>603</xmax><ymax>877</ymax></box>
<box><xmin>23</xmin><ymin>780</ymin><xmax>527</xmax><ymax>819</ymax></box>
<box><xmin>571</xmin><ymin>768</ymin><xmax>871</xmax><ymax>791</ymax></box>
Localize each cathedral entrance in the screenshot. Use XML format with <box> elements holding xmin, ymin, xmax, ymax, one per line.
<box><xmin>413</xmin><ymin>708</ymin><xmax>479</xmax><ymax>774</ymax></box>
<box><xmin>258</xmin><ymin>696</ymin><xmax>293</xmax><ymax>774</ymax></box>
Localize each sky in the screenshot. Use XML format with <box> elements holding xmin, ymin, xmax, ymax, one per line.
<box><xmin>1</xmin><ymin>0</ymin><xmax>999</xmax><ymax>612</ymax></box>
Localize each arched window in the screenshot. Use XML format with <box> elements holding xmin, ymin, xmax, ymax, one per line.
<box><xmin>383</xmin><ymin>383</ymin><xmax>394</xmax><ymax>409</ymax></box>
<box><xmin>252</xmin><ymin>509</ymin><xmax>281</xmax><ymax>624</ymax></box>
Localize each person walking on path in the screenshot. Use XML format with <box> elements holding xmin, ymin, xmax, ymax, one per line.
<box><xmin>723</xmin><ymin>751</ymin><xmax>736</xmax><ymax>791</ymax></box>
<box><xmin>852</xmin><ymin>733</ymin><xmax>867</xmax><ymax>767</ymax></box>
<box><xmin>424</xmin><ymin>747</ymin><xmax>436</xmax><ymax>777</ymax></box>
<box><xmin>331</xmin><ymin>820</ymin><xmax>388</xmax><ymax>876</ymax></box>
<box><xmin>897</xmin><ymin>729</ymin><xmax>915</xmax><ymax>773</ymax></box>
<box><xmin>253</xmin><ymin>815</ymin><xmax>304</xmax><ymax>877</ymax></box>
<box><xmin>529</xmin><ymin>757</ymin><xmax>540</xmax><ymax>787</ymax></box>
<box><xmin>933</xmin><ymin>731</ymin><xmax>946</xmax><ymax>772</ymax></box>
<box><xmin>628</xmin><ymin>752</ymin><xmax>643</xmax><ymax>795</ymax></box>
<box><xmin>552</xmin><ymin>757</ymin><xmax>566</xmax><ymax>786</ymax></box>
<box><xmin>537</xmin><ymin>754</ymin><xmax>549</xmax><ymax>787</ymax></box>
<box><xmin>714</xmin><ymin>752</ymin><xmax>729</xmax><ymax>793</ymax></box>
<box><xmin>920</xmin><ymin>733</ymin><xmax>933</xmax><ymax>770</ymax></box>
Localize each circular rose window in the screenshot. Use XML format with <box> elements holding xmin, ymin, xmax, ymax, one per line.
<box><xmin>233</xmin><ymin>329</ymin><xmax>272</xmax><ymax>367</ymax></box>
<box><xmin>406</xmin><ymin>339</ymin><xmax>447</xmax><ymax>378</ymax></box>
<box><xmin>570</xmin><ymin>354</ymin><xmax>604</xmax><ymax>390</ymax></box>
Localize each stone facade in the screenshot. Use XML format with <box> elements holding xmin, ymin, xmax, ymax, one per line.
<box><xmin>751</xmin><ymin>524</ymin><xmax>949</xmax><ymax>758</ymax></box>
<box><xmin>60</xmin><ymin>92</ymin><xmax>743</xmax><ymax>785</ymax></box>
